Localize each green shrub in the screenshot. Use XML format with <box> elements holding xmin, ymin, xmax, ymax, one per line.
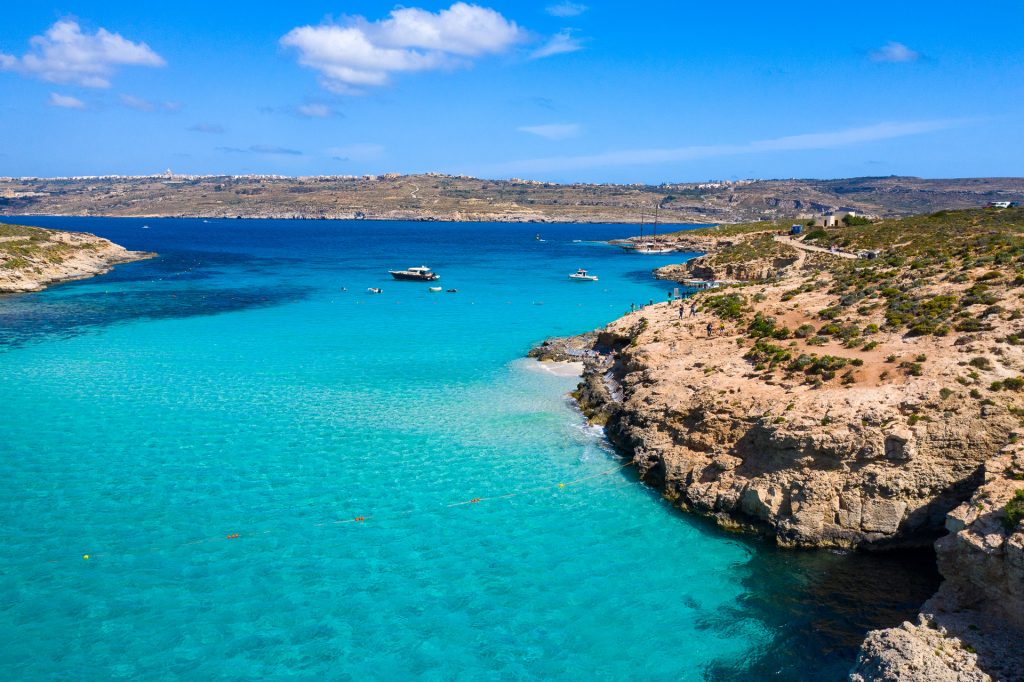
<box><xmin>795</xmin><ymin>323</ymin><xmax>816</xmax><ymax>338</ymax></box>
<box><xmin>1002</xmin><ymin>377</ymin><xmax>1024</xmax><ymax>391</ymax></box>
<box><xmin>1004</xmin><ymin>490</ymin><xmax>1024</xmax><ymax>531</ymax></box>
<box><xmin>703</xmin><ymin>293</ymin><xmax>746</xmax><ymax>320</ymax></box>
<box><xmin>900</xmin><ymin>361</ymin><xmax>924</xmax><ymax>376</ymax></box>
<box><xmin>744</xmin><ymin>339</ymin><xmax>792</xmax><ymax>368</ymax></box>
<box><xmin>956</xmin><ymin>318</ymin><xmax>993</xmax><ymax>332</ymax></box>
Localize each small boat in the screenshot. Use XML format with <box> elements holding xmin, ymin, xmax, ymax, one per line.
<box><xmin>389</xmin><ymin>265</ymin><xmax>440</xmax><ymax>281</ymax></box>
<box><xmin>569</xmin><ymin>268</ymin><xmax>598</xmax><ymax>281</ymax></box>
<box><xmin>446</xmin><ymin>288</ymin><xmax>458</xmax><ymax>293</ymax></box>
<box><xmin>428</xmin><ymin>286</ymin><xmax>442</xmax><ymax>292</ymax></box>
<box><xmin>367</xmin><ymin>287</ymin><xmax>383</xmax><ymax>294</ymax></box>
<box><xmin>142</xmin><ymin>225</ymin><xmax>149</xmax><ymax>229</ymax></box>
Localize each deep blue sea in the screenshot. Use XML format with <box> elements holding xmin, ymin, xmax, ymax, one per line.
<box><xmin>0</xmin><ymin>218</ymin><xmax>937</xmax><ymax>680</ymax></box>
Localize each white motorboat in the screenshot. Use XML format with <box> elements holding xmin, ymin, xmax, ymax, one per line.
<box><xmin>389</xmin><ymin>265</ymin><xmax>440</xmax><ymax>281</ymax></box>
<box><xmin>367</xmin><ymin>287</ymin><xmax>383</xmax><ymax>294</ymax></box>
<box><xmin>569</xmin><ymin>268</ymin><xmax>598</xmax><ymax>281</ymax></box>
<box><xmin>428</xmin><ymin>286</ymin><xmax>442</xmax><ymax>292</ymax></box>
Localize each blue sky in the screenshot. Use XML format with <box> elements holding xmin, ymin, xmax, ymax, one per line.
<box><xmin>0</xmin><ymin>1</ymin><xmax>1021</xmax><ymax>182</ymax></box>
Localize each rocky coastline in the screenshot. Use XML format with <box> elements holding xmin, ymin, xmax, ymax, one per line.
<box><xmin>0</xmin><ymin>223</ymin><xmax>155</xmax><ymax>293</ymax></box>
<box><xmin>531</xmin><ymin>209</ymin><xmax>1024</xmax><ymax>679</ymax></box>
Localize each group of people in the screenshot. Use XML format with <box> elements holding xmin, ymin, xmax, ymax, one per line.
<box><xmin>631</xmin><ymin>292</ymin><xmax>720</xmax><ymax>337</ymax></box>
<box><xmin>676</xmin><ymin>300</ymin><xmax>719</xmax><ymax>336</ymax></box>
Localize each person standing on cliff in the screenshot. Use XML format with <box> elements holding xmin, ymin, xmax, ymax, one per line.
<box><xmin>690</xmin><ymin>302</ymin><xmax>698</xmax><ymax>317</ymax></box>
<box><xmin>706</xmin><ymin>322</ymin><xmax>713</xmax><ymax>337</ymax></box>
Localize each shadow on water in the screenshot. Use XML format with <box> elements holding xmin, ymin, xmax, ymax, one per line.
<box><xmin>0</xmin><ymin>249</ymin><xmax>312</xmax><ymax>350</ymax></box>
<box><xmin>0</xmin><ymin>286</ymin><xmax>312</xmax><ymax>350</ymax></box>
<box><xmin>99</xmin><ymin>250</ymin><xmax>305</xmax><ymax>284</ymax></box>
<box><xmin>606</xmin><ymin>465</ymin><xmax>940</xmax><ymax>681</ymax></box>
<box><xmin>699</xmin><ymin>544</ymin><xmax>940</xmax><ymax>681</ymax></box>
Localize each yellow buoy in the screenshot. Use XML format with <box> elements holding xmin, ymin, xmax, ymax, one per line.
<box><xmin>558</xmin><ymin>483</ymin><xmax>565</xmax><ymax>489</ymax></box>
<box><xmin>83</xmin><ymin>554</ymin><xmax>89</xmax><ymax>560</ymax></box>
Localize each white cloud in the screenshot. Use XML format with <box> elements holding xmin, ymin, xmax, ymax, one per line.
<box><xmin>48</xmin><ymin>92</ymin><xmax>86</xmax><ymax>109</ymax></box>
<box><xmin>120</xmin><ymin>94</ymin><xmax>154</xmax><ymax>111</ymax></box>
<box><xmin>188</xmin><ymin>123</ymin><xmax>225</xmax><ymax>134</ymax></box>
<box><xmin>281</xmin><ymin>3</ymin><xmax>524</xmax><ymax>93</ymax></box>
<box><xmin>493</xmin><ymin>120</ymin><xmax>965</xmax><ymax>174</ymax></box>
<box><xmin>870</xmin><ymin>41</ymin><xmax>920</xmax><ymax>63</ymax></box>
<box><xmin>297</xmin><ymin>103</ymin><xmax>334</xmax><ymax>118</ymax></box>
<box><xmin>328</xmin><ymin>143</ymin><xmax>385</xmax><ymax>162</ymax></box>
<box><xmin>0</xmin><ymin>19</ymin><xmax>165</xmax><ymax>88</ymax></box>
<box><xmin>546</xmin><ymin>2</ymin><xmax>588</xmax><ymax>17</ymax></box>
<box><xmin>218</xmin><ymin>145</ymin><xmax>303</xmax><ymax>156</ymax></box>
<box><xmin>518</xmin><ymin>123</ymin><xmax>581</xmax><ymax>140</ymax></box>
<box><xmin>531</xmin><ymin>30</ymin><xmax>583</xmax><ymax>59</ymax></box>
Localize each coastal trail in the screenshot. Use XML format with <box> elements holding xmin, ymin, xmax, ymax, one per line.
<box><xmin>773</xmin><ymin>234</ymin><xmax>859</xmax><ymax>259</ymax></box>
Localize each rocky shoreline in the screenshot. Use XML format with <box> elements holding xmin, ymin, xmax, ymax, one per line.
<box><xmin>0</xmin><ymin>223</ymin><xmax>155</xmax><ymax>293</ymax></box>
<box><xmin>531</xmin><ymin>209</ymin><xmax>1024</xmax><ymax>679</ymax></box>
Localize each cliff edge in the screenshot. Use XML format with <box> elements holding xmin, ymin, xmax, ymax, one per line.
<box><xmin>534</xmin><ymin>207</ymin><xmax>1024</xmax><ymax>675</ymax></box>
<box><xmin>850</xmin><ymin>442</ymin><xmax>1024</xmax><ymax>681</ymax></box>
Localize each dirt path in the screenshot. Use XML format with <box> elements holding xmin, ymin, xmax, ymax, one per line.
<box><xmin>773</xmin><ymin>234</ymin><xmax>859</xmax><ymax>259</ymax></box>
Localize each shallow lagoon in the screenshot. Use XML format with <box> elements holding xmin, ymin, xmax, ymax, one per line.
<box><xmin>0</xmin><ymin>218</ymin><xmax>937</xmax><ymax>679</ymax></box>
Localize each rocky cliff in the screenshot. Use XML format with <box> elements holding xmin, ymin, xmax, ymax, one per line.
<box><xmin>0</xmin><ymin>223</ymin><xmax>155</xmax><ymax>293</ymax></box>
<box><xmin>850</xmin><ymin>443</ymin><xmax>1024</xmax><ymax>680</ymax></box>
<box><xmin>533</xmin><ymin>208</ymin><xmax>1024</xmax><ymax>676</ymax></box>
<box><xmin>563</xmin><ymin>298</ymin><xmax>1019</xmax><ymax>549</ymax></box>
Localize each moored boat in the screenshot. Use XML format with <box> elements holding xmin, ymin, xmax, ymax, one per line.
<box><xmin>367</xmin><ymin>287</ymin><xmax>383</xmax><ymax>294</ymax></box>
<box><xmin>568</xmin><ymin>268</ymin><xmax>598</xmax><ymax>281</ymax></box>
<box><xmin>428</xmin><ymin>286</ymin><xmax>442</xmax><ymax>292</ymax></box>
<box><xmin>389</xmin><ymin>266</ymin><xmax>440</xmax><ymax>281</ymax></box>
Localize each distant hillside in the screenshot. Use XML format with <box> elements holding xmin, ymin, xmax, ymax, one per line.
<box><xmin>1</xmin><ymin>174</ymin><xmax>1021</xmax><ymax>224</ymax></box>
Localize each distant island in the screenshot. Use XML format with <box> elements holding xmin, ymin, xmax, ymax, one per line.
<box><xmin>0</xmin><ymin>222</ymin><xmax>155</xmax><ymax>293</ymax></box>
<box><xmin>1</xmin><ymin>173</ymin><xmax>1022</xmax><ymax>224</ymax></box>
<box><xmin>534</xmin><ymin>206</ymin><xmax>1024</xmax><ymax>680</ymax></box>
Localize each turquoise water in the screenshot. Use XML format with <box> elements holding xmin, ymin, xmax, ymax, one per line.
<box><xmin>1</xmin><ymin>218</ymin><xmax>936</xmax><ymax>680</ymax></box>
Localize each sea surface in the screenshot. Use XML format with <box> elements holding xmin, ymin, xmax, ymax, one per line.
<box><xmin>0</xmin><ymin>218</ymin><xmax>937</xmax><ymax>680</ymax></box>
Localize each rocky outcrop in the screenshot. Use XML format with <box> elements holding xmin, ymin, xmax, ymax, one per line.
<box><xmin>0</xmin><ymin>225</ymin><xmax>154</xmax><ymax>293</ymax></box>
<box><xmin>850</xmin><ymin>618</ymin><xmax>989</xmax><ymax>681</ymax></box>
<box><xmin>567</xmin><ymin>301</ymin><xmax>1019</xmax><ymax>549</ymax></box>
<box><xmin>850</xmin><ymin>443</ymin><xmax>1024</xmax><ymax>680</ymax></box>
<box><xmin>551</xmin><ymin>208</ymin><xmax>1024</xmax><ymax>550</ymax></box>
<box><xmin>659</xmin><ymin>253</ymin><xmax>796</xmax><ymax>282</ymax></box>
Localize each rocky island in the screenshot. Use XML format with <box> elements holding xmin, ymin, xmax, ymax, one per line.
<box><xmin>535</xmin><ymin>207</ymin><xmax>1024</xmax><ymax>680</ymax></box>
<box><xmin>0</xmin><ymin>222</ymin><xmax>155</xmax><ymax>293</ymax></box>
